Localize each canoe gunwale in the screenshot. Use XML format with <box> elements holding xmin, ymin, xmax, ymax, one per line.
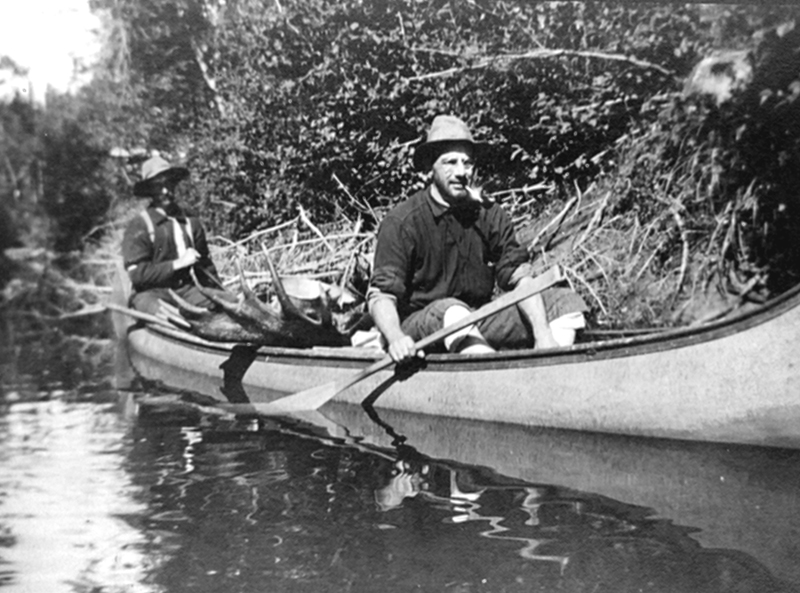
<box><xmin>131</xmin><ymin>280</ymin><xmax>800</xmax><ymax>372</ymax></box>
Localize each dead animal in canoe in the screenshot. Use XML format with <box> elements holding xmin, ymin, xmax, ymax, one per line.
<box><xmin>168</xmin><ymin>256</ymin><xmax>368</xmax><ymax>348</ymax></box>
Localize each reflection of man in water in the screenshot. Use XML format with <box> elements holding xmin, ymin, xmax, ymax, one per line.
<box><xmin>373</xmin><ymin>462</ymin><xmax>485</xmax><ymax>513</ymax></box>
<box><xmin>374</xmin><ymin>461</ymin><xmax>429</xmax><ymax>511</ymax></box>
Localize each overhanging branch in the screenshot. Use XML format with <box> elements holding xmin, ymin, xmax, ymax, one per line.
<box><xmin>404</xmin><ymin>47</ymin><xmax>673</xmax><ymax>81</ymax></box>
<box><xmin>190</xmin><ymin>37</ymin><xmax>226</xmax><ymax>117</ymax></box>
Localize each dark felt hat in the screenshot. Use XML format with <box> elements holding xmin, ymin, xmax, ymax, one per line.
<box><xmin>412</xmin><ymin>115</ymin><xmax>487</xmax><ymax>170</ymax></box>
<box><xmin>133</xmin><ymin>156</ymin><xmax>189</xmax><ymax>197</ymax></box>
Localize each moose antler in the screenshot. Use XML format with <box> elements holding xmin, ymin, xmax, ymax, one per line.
<box><xmin>168</xmin><ymin>288</ymin><xmax>276</xmax><ymax>344</ymax></box>
<box><xmin>166</xmin><ymin>251</ymin><xmax>354</xmax><ymax>348</ymax></box>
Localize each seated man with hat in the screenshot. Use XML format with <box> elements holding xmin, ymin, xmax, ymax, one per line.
<box><xmin>122</xmin><ymin>155</ymin><xmax>221</xmax><ymax>316</ymax></box>
<box><xmin>368</xmin><ymin>115</ymin><xmax>588</xmax><ymax>362</ymax></box>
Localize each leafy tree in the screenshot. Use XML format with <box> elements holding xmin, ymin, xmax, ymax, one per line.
<box><xmin>88</xmin><ymin>0</ymin><xmax>224</xmax><ymax>136</ymax></box>
<box><xmin>181</xmin><ymin>1</ymin><xmax>762</xmax><ymax>238</ymax></box>
<box><xmin>38</xmin><ymin>93</ymin><xmax>118</xmax><ymax>252</ymax></box>
<box><xmin>1</xmin><ymin>84</ymin><xmax>41</xmax><ymax>255</ymax></box>
<box><xmin>81</xmin><ymin>0</ymin><xmax>799</xmax><ymax>263</ymax></box>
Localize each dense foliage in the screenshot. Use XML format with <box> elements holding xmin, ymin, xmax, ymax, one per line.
<box><xmin>3</xmin><ymin>2</ymin><xmax>800</xmax><ymax>329</ymax></box>
<box><xmin>83</xmin><ymin>2</ymin><xmax>790</xmax><ymax>234</ymax></box>
<box><xmin>568</xmin><ymin>21</ymin><xmax>800</xmax><ymax>326</ymax></box>
<box><xmin>183</xmin><ymin>1</ymin><xmax>711</xmax><ymax>235</ymax></box>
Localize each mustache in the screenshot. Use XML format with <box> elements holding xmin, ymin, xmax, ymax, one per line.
<box><xmin>163</xmin><ymin>202</ymin><xmax>183</xmax><ymax>215</ymax></box>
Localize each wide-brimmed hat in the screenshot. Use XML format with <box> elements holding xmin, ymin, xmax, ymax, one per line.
<box><xmin>133</xmin><ymin>155</ymin><xmax>189</xmax><ymax>197</ymax></box>
<box><xmin>412</xmin><ymin>115</ymin><xmax>486</xmax><ymax>170</ymax></box>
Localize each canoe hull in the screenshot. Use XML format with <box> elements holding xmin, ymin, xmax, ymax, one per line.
<box><xmin>122</xmin><ymin>283</ymin><xmax>800</xmax><ymax>449</ymax></box>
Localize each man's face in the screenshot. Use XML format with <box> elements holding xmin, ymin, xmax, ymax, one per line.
<box><xmin>431</xmin><ymin>142</ymin><xmax>475</xmax><ymax>205</ymax></box>
<box><xmin>149</xmin><ymin>177</ymin><xmax>181</xmax><ymax>215</ymax></box>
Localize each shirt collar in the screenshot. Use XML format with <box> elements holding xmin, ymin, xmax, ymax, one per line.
<box><xmin>426</xmin><ymin>185</ymin><xmax>450</xmax><ymax>220</ymax></box>
<box><xmin>147</xmin><ymin>206</ymin><xmax>186</xmax><ymax>223</ymax></box>
<box><xmin>146</xmin><ymin>207</ymin><xmax>168</xmax><ymax>225</ymax></box>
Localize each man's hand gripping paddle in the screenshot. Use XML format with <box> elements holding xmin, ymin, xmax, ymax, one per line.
<box><xmin>252</xmin><ymin>266</ymin><xmax>564</xmax><ymax>414</ymax></box>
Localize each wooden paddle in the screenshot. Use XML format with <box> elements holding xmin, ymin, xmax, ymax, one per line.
<box><xmin>255</xmin><ymin>265</ymin><xmax>564</xmax><ymax>414</ymax></box>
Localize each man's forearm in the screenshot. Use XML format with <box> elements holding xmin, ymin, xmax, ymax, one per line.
<box><xmin>369</xmin><ymin>293</ymin><xmax>423</xmax><ymax>362</ymax></box>
<box><xmin>369</xmin><ymin>295</ymin><xmax>405</xmax><ymax>344</ymax></box>
<box><xmin>128</xmin><ymin>260</ymin><xmax>178</xmax><ymax>290</ymax></box>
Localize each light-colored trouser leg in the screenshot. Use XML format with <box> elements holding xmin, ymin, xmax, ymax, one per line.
<box><xmin>442</xmin><ymin>305</ymin><xmax>495</xmax><ymax>353</ymax></box>
<box><xmin>549</xmin><ymin>312</ymin><xmax>585</xmax><ymax>347</ymax></box>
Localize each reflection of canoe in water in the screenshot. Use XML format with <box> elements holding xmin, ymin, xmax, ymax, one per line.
<box><xmin>116</xmin><ymin>279</ymin><xmax>800</xmax><ymax>449</ymax></box>
<box><xmin>133</xmin><ymin>393</ymin><xmax>800</xmax><ymax>589</ymax></box>
<box><xmin>317</xmin><ymin>403</ymin><xmax>800</xmax><ymax>588</ymax></box>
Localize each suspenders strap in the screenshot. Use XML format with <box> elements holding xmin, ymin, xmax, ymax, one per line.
<box><xmin>140</xmin><ymin>209</ymin><xmax>194</xmax><ymax>249</ymax></box>
<box><xmin>139</xmin><ymin>210</ymin><xmax>155</xmax><ymax>243</ymax></box>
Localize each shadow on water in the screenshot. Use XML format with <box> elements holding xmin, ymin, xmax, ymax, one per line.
<box><xmin>1</xmin><ymin>323</ymin><xmax>799</xmax><ymax>592</ymax></box>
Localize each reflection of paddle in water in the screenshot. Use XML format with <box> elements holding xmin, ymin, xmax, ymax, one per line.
<box><xmin>361</xmin><ymin>394</ymin><xmax>421</xmax><ymax>455</ymax></box>
<box><xmin>363</xmin><ymin>403</ymin><xmax>570</xmax><ymax>568</ymax></box>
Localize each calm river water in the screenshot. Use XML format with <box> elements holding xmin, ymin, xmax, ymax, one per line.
<box><xmin>1</xmin><ymin>325</ymin><xmax>800</xmax><ymax>593</ymax></box>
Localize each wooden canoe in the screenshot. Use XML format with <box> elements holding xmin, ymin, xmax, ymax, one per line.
<box><xmin>116</xmin><ymin>281</ymin><xmax>800</xmax><ymax>449</ymax></box>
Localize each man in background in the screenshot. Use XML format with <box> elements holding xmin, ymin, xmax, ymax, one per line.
<box><xmin>122</xmin><ymin>155</ymin><xmax>220</xmax><ymax>317</ymax></box>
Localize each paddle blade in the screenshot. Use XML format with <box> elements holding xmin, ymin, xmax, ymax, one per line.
<box><xmin>250</xmin><ymin>381</ymin><xmax>342</xmax><ymax>414</ymax></box>
<box><xmin>256</xmin><ymin>356</ymin><xmax>393</xmax><ymax>413</ymax></box>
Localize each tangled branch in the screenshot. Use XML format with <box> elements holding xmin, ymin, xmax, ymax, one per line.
<box><xmin>404</xmin><ymin>47</ymin><xmax>674</xmax><ymax>82</ymax></box>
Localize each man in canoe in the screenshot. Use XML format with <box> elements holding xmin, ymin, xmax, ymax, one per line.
<box><xmin>122</xmin><ymin>155</ymin><xmax>221</xmax><ymax>317</ymax></box>
<box><xmin>368</xmin><ymin>115</ymin><xmax>587</xmax><ymax>362</ymax></box>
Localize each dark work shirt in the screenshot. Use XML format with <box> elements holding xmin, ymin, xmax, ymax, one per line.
<box><xmin>122</xmin><ymin>207</ymin><xmax>220</xmax><ymax>293</ymax></box>
<box><xmin>370</xmin><ymin>187</ymin><xmax>529</xmax><ymax>318</ymax></box>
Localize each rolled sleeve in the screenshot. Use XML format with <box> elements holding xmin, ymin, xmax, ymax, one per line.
<box><xmin>369</xmin><ymin>214</ymin><xmax>410</xmax><ymax>301</ymax></box>
<box><xmin>366</xmin><ymin>286</ymin><xmax>396</xmax><ymax>312</ymax></box>
<box><xmin>369</xmin><ymin>266</ymin><xmax>406</xmax><ymax>300</ymax></box>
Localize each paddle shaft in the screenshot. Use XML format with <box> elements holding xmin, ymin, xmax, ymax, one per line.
<box><xmin>261</xmin><ymin>265</ymin><xmax>563</xmax><ymax>413</ymax></box>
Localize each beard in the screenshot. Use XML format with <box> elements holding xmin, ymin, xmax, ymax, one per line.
<box><xmin>163</xmin><ymin>201</ymin><xmax>183</xmax><ymax>217</ymax></box>
<box><xmin>152</xmin><ymin>194</ymin><xmax>184</xmax><ymax>217</ymax></box>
